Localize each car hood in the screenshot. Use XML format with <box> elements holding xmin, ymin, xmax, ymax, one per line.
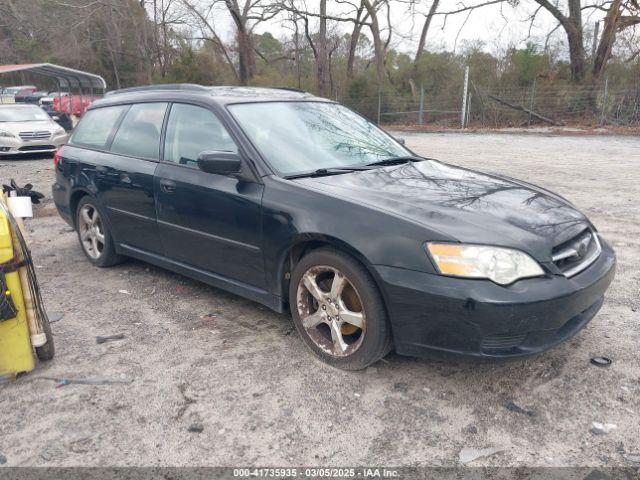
<box><xmin>0</xmin><ymin>120</ymin><xmax>56</xmax><ymax>135</ymax></box>
<box><xmin>293</xmin><ymin>160</ymin><xmax>590</xmax><ymax>260</ymax></box>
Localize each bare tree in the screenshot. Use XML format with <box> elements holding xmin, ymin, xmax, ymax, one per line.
<box><xmin>346</xmin><ymin>2</ymin><xmax>369</xmax><ymax>78</ymax></box>
<box><xmin>414</xmin><ymin>0</ymin><xmax>439</xmax><ymax>64</ymax></box>
<box><xmin>592</xmin><ymin>0</ymin><xmax>640</xmax><ymax>79</ymax></box>
<box><xmin>224</xmin><ymin>0</ymin><xmax>279</xmax><ymax>84</ymax></box>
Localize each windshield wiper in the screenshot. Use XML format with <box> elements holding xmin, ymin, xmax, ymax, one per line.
<box><xmin>366</xmin><ymin>155</ymin><xmax>425</xmax><ymax>167</ymax></box>
<box><xmin>284</xmin><ymin>167</ymin><xmax>367</xmax><ymax>180</ymax></box>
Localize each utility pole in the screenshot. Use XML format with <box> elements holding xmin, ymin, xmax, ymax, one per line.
<box><xmin>461</xmin><ymin>66</ymin><xmax>469</xmax><ymax>128</ymax></box>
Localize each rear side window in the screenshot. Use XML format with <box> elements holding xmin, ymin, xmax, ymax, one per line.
<box><xmin>164</xmin><ymin>103</ymin><xmax>237</xmax><ymax>168</ymax></box>
<box><xmin>110</xmin><ymin>103</ymin><xmax>168</xmax><ymax>160</ymax></box>
<box><xmin>70</xmin><ymin>105</ymin><xmax>127</xmax><ymax>149</ymax></box>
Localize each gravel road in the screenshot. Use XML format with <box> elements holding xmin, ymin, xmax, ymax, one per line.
<box><xmin>0</xmin><ymin>132</ymin><xmax>638</xmax><ymax>468</ymax></box>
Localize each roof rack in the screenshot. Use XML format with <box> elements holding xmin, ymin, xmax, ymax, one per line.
<box><xmin>106</xmin><ymin>83</ymin><xmax>208</xmax><ymax>96</ymax></box>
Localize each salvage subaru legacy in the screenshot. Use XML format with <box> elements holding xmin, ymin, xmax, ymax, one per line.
<box><xmin>53</xmin><ymin>85</ymin><xmax>615</xmax><ymax>370</ymax></box>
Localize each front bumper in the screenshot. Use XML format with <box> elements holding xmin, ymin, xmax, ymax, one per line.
<box><xmin>0</xmin><ymin>133</ymin><xmax>68</xmax><ymax>155</ymax></box>
<box><xmin>375</xmin><ymin>237</ymin><xmax>616</xmax><ymax>359</ymax></box>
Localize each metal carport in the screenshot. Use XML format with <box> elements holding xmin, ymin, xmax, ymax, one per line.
<box><xmin>0</xmin><ymin>63</ymin><xmax>107</xmax><ymax>112</ymax></box>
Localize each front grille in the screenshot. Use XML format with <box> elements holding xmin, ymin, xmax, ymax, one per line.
<box><xmin>18</xmin><ymin>145</ymin><xmax>55</xmax><ymax>152</ymax></box>
<box><xmin>552</xmin><ymin>229</ymin><xmax>601</xmax><ymax>277</ymax></box>
<box><xmin>481</xmin><ymin>332</ymin><xmax>527</xmax><ymax>351</ymax></box>
<box><xmin>19</xmin><ymin>131</ymin><xmax>51</xmax><ymax>140</ymax></box>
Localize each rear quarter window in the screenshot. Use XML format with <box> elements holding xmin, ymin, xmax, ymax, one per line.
<box><xmin>109</xmin><ymin>103</ymin><xmax>168</xmax><ymax>160</ymax></box>
<box><xmin>70</xmin><ymin>105</ymin><xmax>128</xmax><ymax>150</ymax></box>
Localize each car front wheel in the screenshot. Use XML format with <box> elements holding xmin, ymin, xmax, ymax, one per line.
<box><xmin>289</xmin><ymin>248</ymin><xmax>392</xmax><ymax>370</ymax></box>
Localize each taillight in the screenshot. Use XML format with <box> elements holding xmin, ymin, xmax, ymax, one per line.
<box><xmin>53</xmin><ymin>146</ymin><xmax>63</xmax><ymax>167</ymax></box>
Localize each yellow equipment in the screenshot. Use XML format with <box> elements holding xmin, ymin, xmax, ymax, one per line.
<box><xmin>0</xmin><ymin>207</ymin><xmax>35</xmax><ymax>376</ymax></box>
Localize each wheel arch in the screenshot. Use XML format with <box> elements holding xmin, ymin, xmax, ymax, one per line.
<box><xmin>69</xmin><ymin>188</ymin><xmax>92</xmax><ymax>227</ymax></box>
<box><xmin>278</xmin><ymin>234</ymin><xmax>388</xmax><ymax>312</ymax></box>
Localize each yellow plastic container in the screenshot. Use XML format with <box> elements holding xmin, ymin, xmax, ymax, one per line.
<box><xmin>0</xmin><ymin>209</ymin><xmax>35</xmax><ymax>377</ymax></box>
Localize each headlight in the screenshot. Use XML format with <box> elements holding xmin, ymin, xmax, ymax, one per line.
<box><xmin>0</xmin><ymin>130</ymin><xmax>15</xmax><ymax>138</ymax></box>
<box><xmin>426</xmin><ymin>243</ymin><xmax>544</xmax><ymax>285</ymax></box>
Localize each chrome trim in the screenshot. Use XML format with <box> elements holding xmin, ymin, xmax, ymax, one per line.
<box><xmin>19</xmin><ymin>130</ymin><xmax>51</xmax><ymax>140</ymax></box>
<box><xmin>552</xmin><ymin>248</ymin><xmax>578</xmax><ymax>262</ymax></box>
<box><xmin>562</xmin><ymin>233</ymin><xmax>602</xmax><ymax>278</ymax></box>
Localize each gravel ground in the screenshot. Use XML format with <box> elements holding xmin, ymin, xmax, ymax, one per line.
<box><xmin>0</xmin><ymin>133</ymin><xmax>638</xmax><ymax>468</ymax></box>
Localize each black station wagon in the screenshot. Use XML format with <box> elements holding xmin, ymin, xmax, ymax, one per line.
<box><xmin>53</xmin><ymin>85</ymin><xmax>616</xmax><ymax>370</ymax></box>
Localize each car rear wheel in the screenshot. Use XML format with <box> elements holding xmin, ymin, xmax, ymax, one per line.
<box><xmin>289</xmin><ymin>248</ymin><xmax>392</xmax><ymax>370</ymax></box>
<box><xmin>75</xmin><ymin>196</ymin><xmax>122</xmax><ymax>267</ymax></box>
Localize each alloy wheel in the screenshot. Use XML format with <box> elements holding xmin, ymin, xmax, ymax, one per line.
<box><xmin>296</xmin><ymin>265</ymin><xmax>366</xmax><ymax>357</ymax></box>
<box><xmin>78</xmin><ymin>204</ymin><xmax>105</xmax><ymax>259</ymax></box>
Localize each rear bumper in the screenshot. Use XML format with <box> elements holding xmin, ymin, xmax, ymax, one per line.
<box><xmin>52</xmin><ymin>181</ymin><xmax>74</xmax><ymax>227</ymax></box>
<box><xmin>374</xmin><ymin>237</ymin><xmax>616</xmax><ymax>359</ymax></box>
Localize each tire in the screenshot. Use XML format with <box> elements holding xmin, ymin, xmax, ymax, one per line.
<box><xmin>289</xmin><ymin>248</ymin><xmax>393</xmax><ymax>370</ymax></box>
<box><xmin>75</xmin><ymin>196</ymin><xmax>123</xmax><ymax>267</ymax></box>
<box><xmin>35</xmin><ymin>312</ymin><xmax>55</xmax><ymax>361</ymax></box>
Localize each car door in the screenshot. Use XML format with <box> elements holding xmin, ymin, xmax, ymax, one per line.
<box><xmin>87</xmin><ymin>102</ymin><xmax>167</xmax><ymax>254</ymax></box>
<box><xmin>154</xmin><ymin>102</ymin><xmax>265</xmax><ymax>288</ymax></box>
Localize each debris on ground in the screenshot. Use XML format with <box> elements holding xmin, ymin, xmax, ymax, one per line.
<box><xmin>47</xmin><ymin>312</ymin><xmax>64</xmax><ymax>323</ymax></box>
<box><xmin>590</xmin><ymin>356</ymin><xmax>612</xmax><ymax>367</ymax></box>
<box><xmin>36</xmin><ymin>376</ymin><xmax>134</xmax><ymax>387</ymax></box>
<box><xmin>505</xmin><ymin>401</ymin><xmax>536</xmax><ymax>417</ymax></box>
<box><xmin>459</xmin><ymin>447</ymin><xmax>502</xmax><ymax>464</ymax></box>
<box><xmin>622</xmin><ymin>453</ymin><xmax>640</xmax><ymax>463</ymax></box>
<box><xmin>200</xmin><ymin>313</ymin><xmax>217</xmax><ymax>322</ymax></box>
<box><xmin>465</xmin><ymin>425</ymin><xmax>478</xmax><ymax>435</ymax></box>
<box><xmin>96</xmin><ymin>333</ymin><xmax>125</xmax><ymax>344</ymax></box>
<box><xmin>393</xmin><ymin>382</ymin><xmax>409</xmax><ymax>392</ymax></box>
<box><xmin>187</xmin><ymin>423</ymin><xmax>204</xmax><ymax>433</ymax></box>
<box><xmin>0</xmin><ymin>451</ymin><xmax>6</xmax><ymax>465</ymax></box>
<box><xmin>118</xmin><ymin>289</ymin><xmax>131</xmax><ymax>295</ymax></box>
<box><xmin>591</xmin><ymin>422</ymin><xmax>618</xmax><ymax>435</ymax></box>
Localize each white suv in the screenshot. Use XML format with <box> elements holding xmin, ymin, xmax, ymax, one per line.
<box><xmin>0</xmin><ymin>104</ymin><xmax>68</xmax><ymax>156</ymax></box>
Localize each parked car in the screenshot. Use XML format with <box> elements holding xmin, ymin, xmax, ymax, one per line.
<box><xmin>23</xmin><ymin>91</ymin><xmax>50</xmax><ymax>104</ymax></box>
<box><xmin>52</xmin><ymin>85</ymin><xmax>616</xmax><ymax>370</ymax></box>
<box><xmin>39</xmin><ymin>91</ymin><xmax>69</xmax><ymax>109</ymax></box>
<box><xmin>12</xmin><ymin>87</ymin><xmax>38</xmax><ymax>103</ymax></box>
<box><xmin>0</xmin><ymin>86</ymin><xmax>36</xmax><ymax>104</ymax></box>
<box><xmin>0</xmin><ymin>104</ymin><xmax>69</xmax><ymax>156</ymax></box>
<box><xmin>53</xmin><ymin>94</ymin><xmax>98</xmax><ymax>116</ymax></box>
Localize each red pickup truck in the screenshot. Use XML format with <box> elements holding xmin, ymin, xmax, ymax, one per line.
<box><xmin>52</xmin><ymin>95</ymin><xmax>98</xmax><ymax>116</ymax></box>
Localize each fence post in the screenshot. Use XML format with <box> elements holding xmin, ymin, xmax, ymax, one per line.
<box><xmin>419</xmin><ymin>84</ymin><xmax>425</xmax><ymax>126</ymax></box>
<box><xmin>461</xmin><ymin>66</ymin><xmax>469</xmax><ymax>128</ymax></box>
<box><xmin>600</xmin><ymin>75</ymin><xmax>609</xmax><ymax>125</ymax></box>
<box><xmin>377</xmin><ymin>88</ymin><xmax>381</xmax><ymax>125</ymax></box>
<box><xmin>528</xmin><ymin>78</ymin><xmax>537</xmax><ymax>126</ymax></box>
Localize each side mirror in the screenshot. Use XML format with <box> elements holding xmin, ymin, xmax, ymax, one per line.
<box><xmin>197</xmin><ymin>151</ymin><xmax>242</xmax><ymax>175</ymax></box>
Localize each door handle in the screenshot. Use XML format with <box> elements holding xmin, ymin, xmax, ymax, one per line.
<box><xmin>159</xmin><ymin>179</ymin><xmax>176</xmax><ymax>193</ymax></box>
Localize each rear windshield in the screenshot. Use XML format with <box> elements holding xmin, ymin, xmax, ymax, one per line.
<box><xmin>0</xmin><ymin>106</ymin><xmax>50</xmax><ymax>122</ymax></box>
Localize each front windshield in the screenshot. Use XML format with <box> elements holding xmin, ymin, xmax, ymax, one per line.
<box><xmin>0</xmin><ymin>106</ymin><xmax>50</xmax><ymax>122</ymax></box>
<box><xmin>228</xmin><ymin>101</ymin><xmax>411</xmax><ymax>175</ymax></box>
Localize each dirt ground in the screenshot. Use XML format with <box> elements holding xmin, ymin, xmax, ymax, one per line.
<box><xmin>0</xmin><ymin>132</ymin><xmax>638</xmax><ymax>468</ymax></box>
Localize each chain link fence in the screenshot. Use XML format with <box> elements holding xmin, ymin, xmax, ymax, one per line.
<box><xmin>340</xmin><ymin>73</ymin><xmax>640</xmax><ymax>129</ymax></box>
